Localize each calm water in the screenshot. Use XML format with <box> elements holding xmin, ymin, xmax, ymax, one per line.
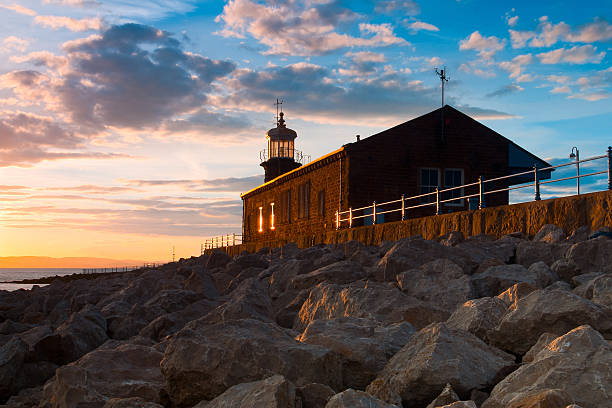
<box><xmin>0</xmin><ymin>268</ymin><xmax>82</xmax><ymax>291</ymax></box>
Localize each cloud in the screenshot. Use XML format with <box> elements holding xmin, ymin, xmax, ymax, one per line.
<box><xmin>537</xmin><ymin>45</ymin><xmax>605</xmax><ymax>64</ymax></box>
<box><xmin>407</xmin><ymin>21</ymin><xmax>439</xmax><ymax>32</ymax></box>
<box><xmin>550</xmin><ymin>86</ymin><xmax>571</xmax><ymax>94</ymax></box>
<box><xmin>375</xmin><ymin>0</ymin><xmax>420</xmax><ymax>15</ymax></box>
<box><xmin>547</xmin><ymin>74</ymin><xmax>570</xmax><ymax>84</ymax></box>
<box><xmin>345</xmin><ymin>51</ymin><xmax>386</xmax><ymax>63</ymax></box>
<box><xmin>510</xmin><ymin>17</ymin><xmax>612</xmax><ymax>49</ymax></box>
<box><xmin>506</xmin><ymin>15</ymin><xmax>519</xmax><ymax>27</ymax></box>
<box><xmin>44</xmin><ymin>185</ymin><xmax>139</xmax><ymax>193</ymax></box>
<box><xmin>43</xmin><ymin>0</ymin><xmax>99</xmax><ymax>6</ymax></box>
<box><xmin>509</xmin><ymin>29</ymin><xmax>535</xmax><ymax>49</ymax></box>
<box><xmin>0</xmin><ymin>3</ymin><xmax>36</xmax><ymax>16</ymax></box>
<box><xmin>499</xmin><ymin>53</ymin><xmax>533</xmax><ymax>79</ymax></box>
<box><xmin>459</xmin><ymin>31</ymin><xmax>505</xmax><ymax>59</ymax></box>
<box><xmin>1</xmin><ymin>36</ymin><xmax>29</xmax><ymax>53</ymax></box>
<box><xmin>126</xmin><ymin>175</ymin><xmax>264</xmax><ymax>192</ymax></box>
<box><xmin>34</xmin><ymin>15</ymin><xmax>103</xmax><ymax>32</ymax></box>
<box><xmin>485</xmin><ymin>84</ymin><xmax>524</xmax><ymax>98</ymax></box>
<box><xmin>529</xmin><ymin>18</ymin><xmax>570</xmax><ymax>47</ymax></box>
<box><xmin>567</xmin><ymin>92</ymin><xmax>610</xmax><ymax>101</ymax></box>
<box><xmin>567</xmin><ymin>18</ymin><xmax>612</xmax><ymax>43</ymax></box>
<box><xmin>215</xmin><ymin>0</ymin><xmax>407</xmax><ymax>56</ymax></box>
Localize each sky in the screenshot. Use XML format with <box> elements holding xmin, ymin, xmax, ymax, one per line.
<box><xmin>0</xmin><ymin>0</ymin><xmax>610</xmax><ymax>264</ymax></box>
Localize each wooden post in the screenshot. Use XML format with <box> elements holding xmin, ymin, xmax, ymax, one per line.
<box><xmin>401</xmin><ymin>194</ymin><xmax>405</xmax><ymax>220</ymax></box>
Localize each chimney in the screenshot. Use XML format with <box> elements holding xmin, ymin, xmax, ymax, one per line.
<box><xmin>356</xmin><ymin>135</ymin><xmax>360</xmax><ymax>142</ymax></box>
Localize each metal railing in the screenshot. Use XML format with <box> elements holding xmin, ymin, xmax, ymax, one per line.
<box><xmin>259</xmin><ymin>148</ymin><xmax>311</xmax><ymax>164</ymax></box>
<box><xmin>335</xmin><ymin>146</ymin><xmax>612</xmax><ymax>229</ymax></box>
<box><xmin>202</xmin><ymin>233</ymin><xmax>243</xmax><ymax>253</ymax></box>
<box><xmin>82</xmin><ymin>264</ymin><xmax>158</xmax><ymax>274</ymax></box>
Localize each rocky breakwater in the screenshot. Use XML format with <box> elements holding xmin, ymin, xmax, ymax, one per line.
<box><xmin>0</xmin><ymin>224</ymin><xmax>611</xmax><ymax>408</ymax></box>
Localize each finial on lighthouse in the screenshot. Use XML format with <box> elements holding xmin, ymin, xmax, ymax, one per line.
<box><xmin>278</xmin><ymin>111</ymin><xmax>286</xmax><ymax>128</ymax></box>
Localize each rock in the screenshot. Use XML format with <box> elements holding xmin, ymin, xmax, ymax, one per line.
<box><xmin>566</xmin><ymin>226</ymin><xmax>590</xmax><ymax>244</ymax></box>
<box><xmin>396</xmin><ymin>259</ymin><xmax>474</xmax><ymax>314</ymax></box>
<box><xmin>375</xmin><ymin>238</ymin><xmax>475</xmax><ymax>282</ymax></box>
<box><xmin>39</xmin><ymin>342</ymin><xmax>164</xmax><ymax>406</ymax></box>
<box><xmin>298</xmin><ymin>317</ymin><xmax>415</xmax><ymax>388</ymax></box>
<box><xmin>0</xmin><ymin>336</ymin><xmax>28</xmax><ymax>403</ymax></box>
<box><xmin>446</xmin><ymin>297</ymin><xmax>507</xmax><ymax>343</ymax></box>
<box><xmin>565</xmin><ymin>237</ymin><xmax>612</xmax><ymax>275</ymax></box>
<box><xmin>474</xmin><ymin>258</ymin><xmax>504</xmax><ymax>275</ymax></box>
<box><xmin>471</xmin><ymin>265</ymin><xmax>538</xmax><ymax>298</ymax></box>
<box><xmin>527</xmin><ymin>262</ymin><xmax>558</xmax><ymax>287</ymax></box>
<box><xmin>588</xmin><ymin>227</ymin><xmax>612</xmax><ymax>240</ymax></box>
<box><xmin>290</xmin><ymin>260</ymin><xmax>367</xmax><ymax>291</ymax></box>
<box><xmin>206</xmin><ymin>250</ymin><xmax>233</xmax><ymax>270</ymax></box>
<box><xmin>523</xmin><ymin>332</ymin><xmax>558</xmax><ymax>363</ymax></box>
<box><xmin>205</xmin><ymin>375</ymin><xmax>296</xmax><ymax>408</ymax></box>
<box><xmin>571</xmin><ymin>272</ymin><xmax>603</xmax><ymax>287</ymax></box>
<box><xmin>547</xmin><ymin>281</ymin><xmax>572</xmax><ymax>291</ymax></box>
<box><xmin>550</xmin><ymin>259</ymin><xmax>581</xmax><ymax>283</ymax></box>
<box><xmin>488</xmin><ymin>288</ymin><xmax>612</xmax><ymax>355</ymax></box>
<box><xmin>225</xmin><ymin>267</ymin><xmax>266</xmax><ymax>293</ymax></box>
<box><xmin>274</xmin><ymin>290</ymin><xmax>309</xmax><ymax>329</ymax></box>
<box><xmin>297</xmin><ymin>383</ymin><xmax>335</xmax><ymax>408</ymax></box>
<box><xmin>483</xmin><ymin>325</ymin><xmax>611</xmax><ymax>408</ymax></box>
<box><xmin>182</xmin><ymin>267</ymin><xmax>219</xmax><ymax>299</ymax></box>
<box><xmin>103</xmin><ymin>397</ymin><xmax>165</xmax><ymax>408</ymax></box>
<box><xmin>160</xmin><ymin>318</ymin><xmax>343</xmax><ymax>406</ymax></box>
<box><xmin>325</xmin><ymin>389</ymin><xmax>398</xmax><ymax>408</ymax></box>
<box><xmin>366</xmin><ymin>323</ymin><xmax>515</xmax><ymax>407</ymax></box>
<box><xmin>516</xmin><ymin>242</ymin><xmax>570</xmax><ymax>267</ymax></box>
<box><xmin>3</xmin><ymin>386</ymin><xmax>43</xmax><ymax>408</ymax></box>
<box><xmin>456</xmin><ymin>238</ymin><xmax>517</xmax><ymax>266</ymax></box>
<box><xmin>204</xmin><ymin>277</ymin><xmax>274</xmax><ymax>323</ymax></box>
<box><xmin>0</xmin><ymin>321</ymin><xmax>32</xmax><ymax>336</ymax></box>
<box><xmin>437</xmin><ymin>402</ymin><xmax>477</xmax><ymax>408</ymax></box>
<box><xmin>295</xmin><ymin>281</ymin><xmax>448</xmax><ymax>332</ymax></box>
<box><xmin>211</xmin><ymin>272</ymin><xmax>233</xmax><ymax>294</ymax></box>
<box><xmin>573</xmin><ymin>273</ymin><xmax>612</xmax><ymax>307</ymax></box>
<box><xmin>269</xmin><ymin>259</ymin><xmax>309</xmax><ymax>298</ymax></box>
<box><xmin>425</xmin><ymin>383</ymin><xmax>460</xmax><ymax>408</ymax></box>
<box><xmin>442</xmin><ymin>231</ymin><xmax>465</xmax><ymax>247</ymax></box>
<box><xmin>533</xmin><ymin>224</ymin><xmax>566</xmax><ymax>244</ymax></box>
<box><xmin>54</xmin><ymin>304</ymin><xmax>108</xmax><ymax>364</ymax></box>
<box><xmin>496</xmin><ymin>283</ymin><xmax>537</xmax><ymax>308</ymax></box>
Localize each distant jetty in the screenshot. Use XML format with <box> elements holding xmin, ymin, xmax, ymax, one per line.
<box><xmin>3</xmin><ymin>264</ymin><xmax>159</xmax><ymax>285</ymax></box>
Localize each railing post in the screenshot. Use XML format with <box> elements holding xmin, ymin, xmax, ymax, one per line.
<box><xmin>349</xmin><ymin>207</ymin><xmax>353</xmax><ymax>228</ymax></box>
<box><xmin>608</xmin><ymin>146</ymin><xmax>612</xmax><ymax>191</ymax></box>
<box><xmin>335</xmin><ymin>210</ymin><xmax>339</xmax><ymax>230</ymax></box>
<box><xmin>478</xmin><ymin>176</ymin><xmax>486</xmax><ymax>209</ymax></box>
<box><xmin>435</xmin><ymin>188</ymin><xmax>441</xmax><ymax>215</ymax></box>
<box><xmin>534</xmin><ymin>166</ymin><xmax>541</xmax><ymax>201</ymax></box>
<box><xmin>372</xmin><ymin>201</ymin><xmax>377</xmax><ymax>225</ymax></box>
<box><xmin>233</xmin><ymin>233</ymin><xmax>236</xmax><ymax>246</ymax></box>
<box><xmin>401</xmin><ymin>194</ymin><xmax>406</xmax><ymax>220</ymax></box>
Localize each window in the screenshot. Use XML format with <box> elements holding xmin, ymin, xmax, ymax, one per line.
<box><xmin>297</xmin><ymin>181</ymin><xmax>310</xmax><ymax>219</ymax></box>
<box><xmin>281</xmin><ymin>189</ymin><xmax>291</xmax><ymax>223</ymax></box>
<box><xmin>270</xmin><ymin>202</ymin><xmax>275</xmax><ymax>230</ymax></box>
<box><xmin>443</xmin><ymin>168</ymin><xmax>464</xmax><ymax>206</ymax></box>
<box><xmin>318</xmin><ymin>190</ymin><xmax>325</xmax><ymax>217</ymax></box>
<box><xmin>420</xmin><ymin>168</ymin><xmax>440</xmax><ymax>203</ymax></box>
<box><xmin>258</xmin><ymin>206</ymin><xmax>263</xmax><ymax>232</ymax></box>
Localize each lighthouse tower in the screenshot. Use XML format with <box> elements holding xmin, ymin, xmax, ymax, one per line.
<box><xmin>260</xmin><ymin>110</ymin><xmax>302</xmax><ymax>182</ymax></box>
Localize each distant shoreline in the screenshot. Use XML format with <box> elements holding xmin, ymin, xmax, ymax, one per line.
<box><xmin>2</xmin><ymin>269</ymin><xmax>139</xmax><ymax>285</ymax></box>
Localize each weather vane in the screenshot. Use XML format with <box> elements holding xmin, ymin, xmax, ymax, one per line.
<box><xmin>434</xmin><ymin>67</ymin><xmax>449</xmax><ymax>107</ymax></box>
<box><xmin>275</xmin><ymin>98</ymin><xmax>284</xmax><ymax>124</ymax></box>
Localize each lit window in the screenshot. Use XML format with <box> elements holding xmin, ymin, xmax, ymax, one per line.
<box><xmin>258</xmin><ymin>206</ymin><xmax>263</xmax><ymax>232</ymax></box>
<box><xmin>270</xmin><ymin>202</ymin><xmax>275</xmax><ymax>230</ymax></box>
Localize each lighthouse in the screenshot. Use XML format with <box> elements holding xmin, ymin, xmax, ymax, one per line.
<box><xmin>260</xmin><ymin>110</ymin><xmax>302</xmax><ymax>182</ymax></box>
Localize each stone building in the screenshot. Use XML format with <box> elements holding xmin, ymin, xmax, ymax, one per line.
<box><xmin>241</xmin><ymin>105</ymin><xmax>551</xmax><ymax>243</ymax></box>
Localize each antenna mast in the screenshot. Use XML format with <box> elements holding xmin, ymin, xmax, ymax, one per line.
<box><xmin>434</xmin><ymin>67</ymin><xmax>449</xmax><ymax>107</ymax></box>
<box><xmin>275</xmin><ymin>98</ymin><xmax>284</xmax><ymax>124</ymax></box>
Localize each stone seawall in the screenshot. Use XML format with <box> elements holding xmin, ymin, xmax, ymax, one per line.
<box><xmin>212</xmin><ymin>190</ymin><xmax>612</xmax><ymax>256</ymax></box>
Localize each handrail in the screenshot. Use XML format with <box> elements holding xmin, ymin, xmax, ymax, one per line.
<box><xmin>335</xmin><ymin>147</ymin><xmax>612</xmax><ymax>230</ymax></box>
<box><xmin>202</xmin><ymin>233</ymin><xmax>243</xmax><ymax>252</ymax></box>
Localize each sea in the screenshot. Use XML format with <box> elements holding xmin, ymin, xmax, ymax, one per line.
<box><xmin>0</xmin><ymin>268</ymin><xmax>83</xmax><ymax>291</ymax></box>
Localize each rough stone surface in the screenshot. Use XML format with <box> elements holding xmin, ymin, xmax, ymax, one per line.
<box><xmin>565</xmin><ymin>237</ymin><xmax>612</xmax><ymax>275</ymax></box>
<box><xmin>516</xmin><ymin>242</ymin><xmax>570</xmax><ymax>267</ymax></box>
<box><xmin>366</xmin><ymin>323</ymin><xmax>515</xmax><ymax>407</ymax></box>
<box><xmin>446</xmin><ymin>297</ymin><xmax>507</xmax><ymax>343</ymax></box>
<box><xmin>205</xmin><ymin>375</ymin><xmax>296</xmax><ymax>408</ymax></box>
<box><xmin>296</xmin><ymin>383</ymin><xmax>335</xmax><ymax>408</ymax></box>
<box><xmin>55</xmin><ymin>304</ymin><xmax>108</xmax><ymax>364</ymax></box>
<box><xmin>203</xmin><ymin>277</ymin><xmax>274</xmax><ymax>323</ymax></box>
<box><xmin>39</xmin><ymin>342</ymin><xmax>164</xmax><ymax>407</ymax></box>
<box><xmin>290</xmin><ymin>260</ymin><xmax>367</xmax><ymax>290</ymax></box>
<box><xmin>573</xmin><ymin>273</ymin><xmax>612</xmax><ymax>307</ymax></box>
<box><xmin>396</xmin><ymin>259</ymin><xmax>474</xmax><ymax>314</ymax></box>
<box><xmin>103</xmin><ymin>397</ymin><xmax>165</xmax><ymax>408</ymax></box>
<box><xmin>298</xmin><ymin>317</ymin><xmax>415</xmax><ymax>388</ymax></box>
<box><xmin>295</xmin><ymin>281</ymin><xmax>448</xmax><ymax>332</ymax></box>
<box><xmin>425</xmin><ymin>384</ymin><xmax>460</xmax><ymax>408</ymax></box>
<box><xmin>325</xmin><ymin>389</ymin><xmax>398</xmax><ymax>408</ymax></box>
<box><xmin>160</xmin><ymin>318</ymin><xmax>343</xmax><ymax>406</ymax></box>
<box><xmin>533</xmin><ymin>224</ymin><xmax>566</xmax><ymax>244</ymax></box>
<box><xmin>483</xmin><ymin>325</ymin><xmax>611</xmax><ymax>408</ymax></box>
<box><xmin>496</xmin><ymin>283</ymin><xmax>537</xmax><ymax>308</ymax></box>
<box><xmin>471</xmin><ymin>265</ymin><xmax>538</xmax><ymax>298</ymax></box>
<box><xmin>488</xmin><ymin>288</ymin><xmax>612</xmax><ymax>355</ymax></box>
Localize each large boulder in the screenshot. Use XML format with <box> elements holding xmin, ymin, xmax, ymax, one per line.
<box><xmin>573</xmin><ymin>273</ymin><xmax>612</xmax><ymax>307</ymax></box>
<box><xmin>205</xmin><ymin>375</ymin><xmax>296</xmax><ymax>408</ymax></box>
<box><xmin>425</xmin><ymin>383</ymin><xmax>460</xmax><ymax>408</ymax></box>
<box><xmin>39</xmin><ymin>342</ymin><xmax>165</xmax><ymax>407</ymax></box>
<box><xmin>471</xmin><ymin>265</ymin><xmax>538</xmax><ymax>298</ymax></box>
<box><xmin>533</xmin><ymin>224</ymin><xmax>566</xmax><ymax>244</ymax></box>
<box><xmin>396</xmin><ymin>259</ymin><xmax>474</xmax><ymax>314</ymax></box>
<box><xmin>295</xmin><ymin>281</ymin><xmax>447</xmax><ymax>332</ymax></box>
<box><xmin>204</xmin><ymin>277</ymin><xmax>274</xmax><ymax>323</ymax></box>
<box><xmin>325</xmin><ymin>389</ymin><xmax>398</xmax><ymax>408</ymax></box>
<box><xmin>445</xmin><ymin>297</ymin><xmax>507</xmax><ymax>343</ymax></box>
<box><xmin>515</xmin><ymin>242</ymin><xmax>570</xmax><ymax>267</ymax></box>
<box><xmin>182</xmin><ymin>267</ymin><xmax>219</xmax><ymax>299</ymax></box>
<box><xmin>160</xmin><ymin>318</ymin><xmax>343</xmax><ymax>406</ymax></box>
<box><xmin>496</xmin><ymin>283</ymin><xmax>537</xmax><ymax>308</ymax></box>
<box><xmin>565</xmin><ymin>237</ymin><xmax>612</xmax><ymax>275</ymax></box>
<box><xmin>483</xmin><ymin>325</ymin><xmax>611</xmax><ymax>408</ymax></box>
<box><xmin>55</xmin><ymin>304</ymin><xmax>108</xmax><ymax>363</ymax></box>
<box><xmin>297</xmin><ymin>383</ymin><xmax>335</xmax><ymax>408</ymax></box>
<box><xmin>103</xmin><ymin>397</ymin><xmax>165</xmax><ymax>408</ymax></box>
<box><xmin>488</xmin><ymin>288</ymin><xmax>612</xmax><ymax>355</ymax></box>
<box><xmin>290</xmin><ymin>260</ymin><xmax>367</xmax><ymax>291</ymax></box>
<box><xmin>0</xmin><ymin>336</ymin><xmax>28</xmax><ymax>403</ymax></box>
<box><xmin>269</xmin><ymin>259</ymin><xmax>310</xmax><ymax>298</ymax></box>
<box><xmin>298</xmin><ymin>317</ymin><xmax>415</xmax><ymax>388</ymax></box>
<box><xmin>366</xmin><ymin>323</ymin><xmax>515</xmax><ymax>407</ymax></box>
<box><xmin>375</xmin><ymin>238</ymin><xmax>475</xmax><ymax>282</ymax></box>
